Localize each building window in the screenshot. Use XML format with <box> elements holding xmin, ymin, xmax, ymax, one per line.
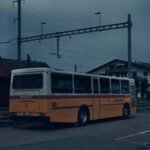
<box><xmin>116</xmin><ymin>73</ymin><xmax>120</xmax><ymax>77</ymax></box>
<box><xmin>124</xmin><ymin>72</ymin><xmax>127</xmax><ymax>77</ymax></box>
<box><xmin>143</xmin><ymin>72</ymin><xmax>148</xmax><ymax>76</ymax></box>
<box><xmin>132</xmin><ymin>72</ymin><xmax>137</xmax><ymax>78</ymax></box>
<box><xmin>109</xmin><ymin>65</ymin><xmax>115</xmax><ymax>71</ymax></box>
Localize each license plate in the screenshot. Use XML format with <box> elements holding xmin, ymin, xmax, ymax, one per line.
<box><xmin>24</xmin><ymin>112</ymin><xmax>30</xmax><ymax>116</ymax></box>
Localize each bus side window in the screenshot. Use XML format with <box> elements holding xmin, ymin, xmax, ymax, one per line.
<box><xmin>93</xmin><ymin>79</ymin><xmax>99</xmax><ymax>94</ymax></box>
<box><xmin>111</xmin><ymin>79</ymin><xmax>120</xmax><ymax>94</ymax></box>
<box><xmin>121</xmin><ymin>80</ymin><xmax>130</xmax><ymax>94</ymax></box>
<box><xmin>51</xmin><ymin>73</ymin><xmax>73</xmax><ymax>93</ymax></box>
<box><xmin>100</xmin><ymin>77</ymin><xmax>110</xmax><ymax>94</ymax></box>
<box><xmin>74</xmin><ymin>75</ymin><xmax>92</xmax><ymax>93</ymax></box>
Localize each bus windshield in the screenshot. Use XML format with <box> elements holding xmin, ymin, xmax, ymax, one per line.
<box><xmin>12</xmin><ymin>74</ymin><xmax>43</xmax><ymax>90</ymax></box>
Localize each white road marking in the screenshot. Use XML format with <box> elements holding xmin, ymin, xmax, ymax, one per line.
<box><xmin>118</xmin><ymin>139</ymin><xmax>146</xmax><ymax>145</ymax></box>
<box><xmin>114</xmin><ymin>130</ymin><xmax>150</xmax><ymax>141</ymax></box>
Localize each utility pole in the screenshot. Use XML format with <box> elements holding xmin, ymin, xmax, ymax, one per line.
<box><xmin>41</xmin><ymin>22</ymin><xmax>47</xmax><ymax>35</ymax></box>
<box><xmin>56</xmin><ymin>37</ymin><xmax>60</xmax><ymax>58</ymax></box>
<box><xmin>94</xmin><ymin>12</ymin><xmax>101</xmax><ymax>26</ymax></box>
<box><xmin>13</xmin><ymin>0</ymin><xmax>22</xmax><ymax>68</ymax></box>
<box><xmin>128</xmin><ymin>14</ymin><xmax>132</xmax><ymax>78</ymax></box>
<box><xmin>75</xmin><ymin>64</ymin><xmax>77</xmax><ymax>72</ymax></box>
<box><xmin>17</xmin><ymin>0</ymin><xmax>22</xmax><ymax>67</ymax></box>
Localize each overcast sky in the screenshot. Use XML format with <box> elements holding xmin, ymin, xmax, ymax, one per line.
<box><xmin>0</xmin><ymin>0</ymin><xmax>150</xmax><ymax>72</ymax></box>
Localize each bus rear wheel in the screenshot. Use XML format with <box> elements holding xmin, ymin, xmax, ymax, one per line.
<box><xmin>78</xmin><ymin>107</ymin><xmax>89</xmax><ymax>126</ymax></box>
<box><xmin>123</xmin><ymin>105</ymin><xmax>130</xmax><ymax>119</ymax></box>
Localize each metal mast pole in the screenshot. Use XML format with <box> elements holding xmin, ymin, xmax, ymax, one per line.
<box><xmin>57</xmin><ymin>37</ymin><xmax>60</xmax><ymax>58</ymax></box>
<box><xmin>18</xmin><ymin>0</ymin><xmax>21</xmax><ymax>67</ymax></box>
<box><xmin>75</xmin><ymin>64</ymin><xmax>77</xmax><ymax>72</ymax></box>
<box><xmin>128</xmin><ymin>14</ymin><xmax>132</xmax><ymax>78</ymax></box>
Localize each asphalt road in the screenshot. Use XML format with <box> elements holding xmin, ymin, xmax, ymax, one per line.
<box><xmin>0</xmin><ymin>112</ymin><xmax>150</xmax><ymax>150</ymax></box>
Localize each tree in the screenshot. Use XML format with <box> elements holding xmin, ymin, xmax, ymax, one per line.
<box><xmin>134</xmin><ymin>76</ymin><xmax>149</xmax><ymax>100</ymax></box>
<box><xmin>141</xmin><ymin>78</ymin><xmax>148</xmax><ymax>90</ymax></box>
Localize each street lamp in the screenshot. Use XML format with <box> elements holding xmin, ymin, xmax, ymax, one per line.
<box><xmin>94</xmin><ymin>12</ymin><xmax>101</xmax><ymax>26</ymax></box>
<box><xmin>41</xmin><ymin>22</ymin><xmax>47</xmax><ymax>35</ymax></box>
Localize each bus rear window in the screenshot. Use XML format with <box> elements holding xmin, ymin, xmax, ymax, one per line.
<box><xmin>13</xmin><ymin>74</ymin><xmax>43</xmax><ymax>89</ymax></box>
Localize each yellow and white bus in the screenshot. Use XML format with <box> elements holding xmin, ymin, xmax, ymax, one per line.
<box><xmin>9</xmin><ymin>68</ymin><xmax>136</xmax><ymax>125</ymax></box>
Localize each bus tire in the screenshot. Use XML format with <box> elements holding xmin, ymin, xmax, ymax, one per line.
<box><xmin>78</xmin><ymin>107</ymin><xmax>89</xmax><ymax>126</ymax></box>
<box><xmin>123</xmin><ymin>104</ymin><xmax>130</xmax><ymax>119</ymax></box>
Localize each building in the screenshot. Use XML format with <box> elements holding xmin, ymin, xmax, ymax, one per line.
<box><xmin>0</xmin><ymin>56</ymin><xmax>49</xmax><ymax>108</ymax></box>
<box><xmin>87</xmin><ymin>59</ymin><xmax>150</xmax><ymax>84</ymax></box>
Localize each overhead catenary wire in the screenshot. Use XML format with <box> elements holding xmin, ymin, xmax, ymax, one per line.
<box><xmin>18</xmin><ymin>1</ymin><xmax>134</xmax><ymax>58</ymax></box>
<box><xmin>0</xmin><ymin>37</ymin><xmax>17</xmax><ymax>45</ymax></box>
<box><xmin>32</xmin><ymin>35</ymin><xmax>125</xmax><ymax>65</ymax></box>
<box><xmin>3</xmin><ymin>1</ymin><xmax>132</xmax><ymax>74</ymax></box>
<box><xmin>20</xmin><ymin>3</ymin><xmax>139</xmax><ymax>52</ymax></box>
<box><xmin>38</xmin><ymin>32</ymin><xmax>126</xmax><ymax>58</ymax></box>
<box><xmin>21</xmin><ymin>2</ymin><xmax>132</xmax><ymax>52</ymax></box>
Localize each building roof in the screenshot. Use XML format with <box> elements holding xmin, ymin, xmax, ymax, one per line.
<box><xmin>0</xmin><ymin>57</ymin><xmax>50</xmax><ymax>77</ymax></box>
<box><xmin>87</xmin><ymin>59</ymin><xmax>150</xmax><ymax>74</ymax></box>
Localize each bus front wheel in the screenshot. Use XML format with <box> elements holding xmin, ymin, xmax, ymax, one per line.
<box><xmin>78</xmin><ymin>107</ymin><xmax>89</xmax><ymax>126</ymax></box>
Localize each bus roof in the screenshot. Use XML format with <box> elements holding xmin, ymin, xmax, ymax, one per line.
<box><xmin>11</xmin><ymin>67</ymin><xmax>51</xmax><ymax>74</ymax></box>
<box><xmin>11</xmin><ymin>67</ymin><xmax>133</xmax><ymax>81</ymax></box>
